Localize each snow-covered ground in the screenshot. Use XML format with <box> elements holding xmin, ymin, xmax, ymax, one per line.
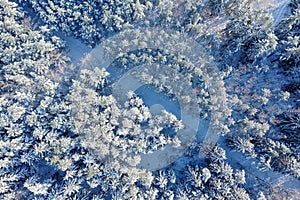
<box><xmin>56</xmin><ymin>33</ymin><xmax>92</xmax><ymax>65</ymax></box>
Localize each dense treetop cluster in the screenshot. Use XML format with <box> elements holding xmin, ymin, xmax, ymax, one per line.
<box><xmin>26</xmin><ymin>0</ymin><xmax>155</xmax><ymax>47</ymax></box>
<box><xmin>0</xmin><ymin>0</ymin><xmax>299</xmax><ymax>199</ymax></box>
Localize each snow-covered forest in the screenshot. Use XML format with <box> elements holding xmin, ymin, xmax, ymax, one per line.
<box><xmin>0</xmin><ymin>0</ymin><xmax>299</xmax><ymax>199</ymax></box>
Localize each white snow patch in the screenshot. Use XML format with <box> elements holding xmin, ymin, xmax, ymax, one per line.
<box><xmin>150</xmin><ymin>104</ymin><xmax>165</xmax><ymax>115</ymax></box>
